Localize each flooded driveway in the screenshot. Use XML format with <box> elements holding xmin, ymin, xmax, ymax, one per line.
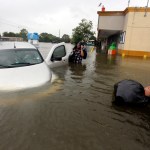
<box><xmin>0</xmin><ymin>43</ymin><xmax>150</xmax><ymax>150</ymax></box>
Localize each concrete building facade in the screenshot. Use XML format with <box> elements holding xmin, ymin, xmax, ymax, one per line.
<box><xmin>97</xmin><ymin>7</ymin><xmax>150</xmax><ymax>57</ymax></box>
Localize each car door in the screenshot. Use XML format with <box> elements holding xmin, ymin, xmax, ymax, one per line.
<box><xmin>45</xmin><ymin>42</ymin><xmax>69</xmax><ymax>68</ymax></box>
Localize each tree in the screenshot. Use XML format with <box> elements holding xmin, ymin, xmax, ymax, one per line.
<box><xmin>61</xmin><ymin>34</ymin><xmax>70</xmax><ymax>43</ymax></box>
<box><xmin>3</xmin><ymin>32</ymin><xmax>16</xmax><ymax>37</ymax></box>
<box><xmin>39</xmin><ymin>32</ymin><xmax>61</xmax><ymax>43</ymax></box>
<box><xmin>72</xmin><ymin>19</ymin><xmax>95</xmax><ymax>44</ymax></box>
<box><xmin>19</xmin><ymin>28</ymin><xmax>28</xmax><ymax>41</ymax></box>
<box><xmin>39</xmin><ymin>33</ymin><xmax>50</xmax><ymax>42</ymax></box>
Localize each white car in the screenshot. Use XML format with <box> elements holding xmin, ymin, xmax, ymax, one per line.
<box><xmin>0</xmin><ymin>41</ymin><xmax>72</xmax><ymax>91</ymax></box>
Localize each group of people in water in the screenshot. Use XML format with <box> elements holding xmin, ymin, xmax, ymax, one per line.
<box><xmin>70</xmin><ymin>41</ymin><xmax>150</xmax><ymax>106</ymax></box>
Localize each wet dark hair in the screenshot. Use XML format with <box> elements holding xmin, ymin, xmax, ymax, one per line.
<box><xmin>73</xmin><ymin>41</ymin><xmax>85</xmax><ymax>50</ymax></box>
<box><xmin>78</xmin><ymin>41</ymin><xmax>85</xmax><ymax>46</ymax></box>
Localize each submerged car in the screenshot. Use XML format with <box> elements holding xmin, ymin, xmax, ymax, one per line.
<box><xmin>0</xmin><ymin>41</ymin><xmax>52</xmax><ymax>90</ymax></box>
<box><xmin>0</xmin><ymin>41</ymin><xmax>72</xmax><ymax>90</ymax></box>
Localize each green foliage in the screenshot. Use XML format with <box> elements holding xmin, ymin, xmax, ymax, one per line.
<box><xmin>39</xmin><ymin>33</ymin><xmax>61</xmax><ymax>43</ymax></box>
<box><xmin>15</xmin><ymin>33</ymin><xmax>20</xmax><ymax>37</ymax></box>
<box><xmin>61</xmin><ymin>34</ymin><xmax>70</xmax><ymax>43</ymax></box>
<box><xmin>89</xmin><ymin>35</ymin><xmax>96</xmax><ymax>41</ymax></box>
<box><xmin>2</xmin><ymin>29</ymin><xmax>28</xmax><ymax>41</ymax></box>
<box><xmin>3</xmin><ymin>32</ymin><xmax>16</xmax><ymax>37</ymax></box>
<box><xmin>19</xmin><ymin>29</ymin><xmax>28</xmax><ymax>41</ymax></box>
<box><xmin>2</xmin><ymin>28</ymin><xmax>71</xmax><ymax>43</ymax></box>
<box><xmin>72</xmin><ymin>19</ymin><xmax>95</xmax><ymax>44</ymax></box>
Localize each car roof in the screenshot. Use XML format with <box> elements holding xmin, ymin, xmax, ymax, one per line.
<box><xmin>0</xmin><ymin>41</ymin><xmax>36</xmax><ymax>50</ymax></box>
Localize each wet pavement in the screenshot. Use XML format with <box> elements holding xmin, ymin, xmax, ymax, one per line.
<box><xmin>0</xmin><ymin>43</ymin><xmax>150</xmax><ymax>150</ymax></box>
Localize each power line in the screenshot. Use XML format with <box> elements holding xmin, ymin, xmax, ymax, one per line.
<box><xmin>0</xmin><ymin>20</ymin><xmax>20</xmax><ymax>29</ymax></box>
<box><xmin>0</xmin><ymin>16</ymin><xmax>32</xmax><ymax>31</ymax></box>
<box><xmin>0</xmin><ymin>17</ymin><xmax>20</xmax><ymax>26</ymax></box>
<box><xmin>128</xmin><ymin>0</ymin><xmax>130</xmax><ymax>7</ymax></box>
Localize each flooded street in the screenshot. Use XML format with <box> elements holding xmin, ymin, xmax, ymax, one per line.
<box><xmin>0</xmin><ymin>43</ymin><xmax>150</xmax><ymax>150</ymax></box>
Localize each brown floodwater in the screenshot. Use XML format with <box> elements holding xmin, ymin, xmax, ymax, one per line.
<box><xmin>0</xmin><ymin>43</ymin><xmax>150</xmax><ymax>150</ymax></box>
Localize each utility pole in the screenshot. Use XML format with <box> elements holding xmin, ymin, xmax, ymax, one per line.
<box><xmin>144</xmin><ymin>0</ymin><xmax>149</xmax><ymax>17</ymax></box>
<box><xmin>128</xmin><ymin>0</ymin><xmax>130</xmax><ymax>7</ymax></box>
<box><xmin>59</xmin><ymin>29</ymin><xmax>60</xmax><ymax>38</ymax></box>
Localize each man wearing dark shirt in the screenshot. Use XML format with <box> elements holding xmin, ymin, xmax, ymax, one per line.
<box><xmin>113</xmin><ymin>79</ymin><xmax>150</xmax><ymax>105</ymax></box>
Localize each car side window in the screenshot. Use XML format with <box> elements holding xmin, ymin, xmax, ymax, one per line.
<box><xmin>52</xmin><ymin>45</ymin><xmax>66</xmax><ymax>58</ymax></box>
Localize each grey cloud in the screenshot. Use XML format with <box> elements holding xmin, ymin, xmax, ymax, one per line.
<box><xmin>0</xmin><ymin>0</ymin><xmax>146</xmax><ymax>36</ymax></box>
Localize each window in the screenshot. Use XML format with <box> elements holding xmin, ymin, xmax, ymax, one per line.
<box><xmin>52</xmin><ymin>45</ymin><xmax>66</xmax><ymax>58</ymax></box>
<box><xmin>0</xmin><ymin>49</ymin><xmax>43</xmax><ymax>68</ymax></box>
<box><xmin>120</xmin><ymin>32</ymin><xmax>126</xmax><ymax>44</ymax></box>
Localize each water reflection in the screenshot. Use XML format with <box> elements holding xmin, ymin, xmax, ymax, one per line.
<box><xmin>107</xmin><ymin>55</ymin><xmax>117</xmax><ymax>65</ymax></box>
<box><xmin>111</xmin><ymin>104</ymin><xmax>150</xmax><ymax>135</ymax></box>
<box><xmin>69</xmin><ymin>63</ymin><xmax>86</xmax><ymax>77</ymax></box>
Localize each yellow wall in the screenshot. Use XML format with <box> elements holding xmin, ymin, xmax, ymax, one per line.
<box><xmin>124</xmin><ymin>11</ymin><xmax>150</xmax><ymax>52</ymax></box>
<box><xmin>118</xmin><ymin>49</ymin><xmax>150</xmax><ymax>58</ymax></box>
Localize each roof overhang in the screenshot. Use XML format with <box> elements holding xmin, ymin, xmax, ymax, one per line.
<box><xmin>97</xmin><ymin>7</ymin><xmax>150</xmax><ymax>16</ymax></box>
<box><xmin>98</xmin><ymin>29</ymin><xmax>121</xmax><ymax>38</ymax></box>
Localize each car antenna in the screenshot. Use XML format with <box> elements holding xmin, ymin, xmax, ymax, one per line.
<box><xmin>14</xmin><ymin>42</ymin><xmax>16</xmax><ymax>48</ymax></box>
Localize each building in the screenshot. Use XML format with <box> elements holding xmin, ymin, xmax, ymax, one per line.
<box><xmin>97</xmin><ymin>7</ymin><xmax>150</xmax><ymax>57</ymax></box>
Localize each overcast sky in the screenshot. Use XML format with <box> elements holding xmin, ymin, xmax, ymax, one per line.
<box><xmin>0</xmin><ymin>0</ymin><xmax>148</xmax><ymax>37</ymax></box>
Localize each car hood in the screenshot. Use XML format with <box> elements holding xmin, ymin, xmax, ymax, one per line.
<box><xmin>0</xmin><ymin>62</ymin><xmax>52</xmax><ymax>91</ymax></box>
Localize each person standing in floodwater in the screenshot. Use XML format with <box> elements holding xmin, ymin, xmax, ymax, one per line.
<box><xmin>72</xmin><ymin>42</ymin><xmax>84</xmax><ymax>64</ymax></box>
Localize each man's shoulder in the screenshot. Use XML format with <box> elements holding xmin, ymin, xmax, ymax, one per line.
<box><xmin>113</xmin><ymin>79</ymin><xmax>148</xmax><ymax>105</ymax></box>
<box><xmin>116</xmin><ymin>79</ymin><xmax>143</xmax><ymax>87</ymax></box>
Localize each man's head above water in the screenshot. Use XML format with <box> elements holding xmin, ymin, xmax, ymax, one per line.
<box><xmin>113</xmin><ymin>80</ymin><xmax>150</xmax><ymax>106</ymax></box>
<box><xmin>144</xmin><ymin>86</ymin><xmax>150</xmax><ymax>97</ymax></box>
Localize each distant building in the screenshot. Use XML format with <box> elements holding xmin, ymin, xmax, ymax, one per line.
<box><xmin>97</xmin><ymin>7</ymin><xmax>150</xmax><ymax>57</ymax></box>
<box><xmin>0</xmin><ymin>37</ymin><xmax>23</xmax><ymax>41</ymax></box>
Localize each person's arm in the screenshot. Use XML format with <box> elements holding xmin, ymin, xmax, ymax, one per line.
<box><xmin>81</xmin><ymin>45</ymin><xmax>84</xmax><ymax>57</ymax></box>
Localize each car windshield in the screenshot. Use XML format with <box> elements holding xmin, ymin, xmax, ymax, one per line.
<box><xmin>0</xmin><ymin>48</ymin><xmax>44</xmax><ymax>68</ymax></box>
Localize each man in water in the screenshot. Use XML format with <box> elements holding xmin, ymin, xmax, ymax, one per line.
<box><xmin>113</xmin><ymin>79</ymin><xmax>150</xmax><ymax>105</ymax></box>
